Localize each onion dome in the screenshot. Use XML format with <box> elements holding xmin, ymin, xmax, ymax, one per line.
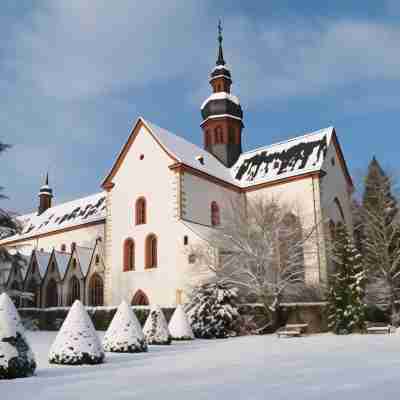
<box><xmin>200</xmin><ymin>91</ymin><xmax>243</xmax><ymax>122</ymax></box>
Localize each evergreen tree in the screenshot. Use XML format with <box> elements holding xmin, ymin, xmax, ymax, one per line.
<box><xmin>361</xmin><ymin>157</ymin><xmax>400</xmax><ymax>323</ymax></box>
<box><xmin>187</xmin><ymin>282</ymin><xmax>240</xmax><ymax>339</ymax></box>
<box><xmin>0</xmin><ymin>142</ymin><xmax>25</xmax><ymax>297</ymax></box>
<box><xmin>327</xmin><ymin>224</ymin><xmax>366</xmax><ymax>334</ymax></box>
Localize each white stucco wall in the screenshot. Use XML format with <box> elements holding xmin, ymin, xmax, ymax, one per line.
<box><xmin>319</xmin><ymin>141</ymin><xmax>352</xmax><ymax>227</ymax></box>
<box><xmin>181</xmin><ymin>172</ymin><xmax>241</xmax><ymax>226</ymax></box>
<box><xmin>106</xmin><ymin>125</ymin><xmax>194</xmax><ymax>307</ymax></box>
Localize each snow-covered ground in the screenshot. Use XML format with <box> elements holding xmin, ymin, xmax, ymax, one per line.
<box><xmin>2</xmin><ymin>332</ymin><xmax>400</xmax><ymax>399</ymax></box>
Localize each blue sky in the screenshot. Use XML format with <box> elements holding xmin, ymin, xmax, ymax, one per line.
<box><xmin>1</xmin><ymin>1</ymin><xmax>400</xmax><ymax>213</ymax></box>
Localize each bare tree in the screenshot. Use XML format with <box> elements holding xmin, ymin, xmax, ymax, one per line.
<box><xmin>187</xmin><ymin>197</ymin><xmax>318</xmax><ymax>330</ymax></box>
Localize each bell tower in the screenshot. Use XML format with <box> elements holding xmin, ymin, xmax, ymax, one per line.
<box><xmin>38</xmin><ymin>172</ymin><xmax>53</xmax><ymax>215</ymax></box>
<box><xmin>201</xmin><ymin>21</ymin><xmax>243</xmax><ymax>167</ymax></box>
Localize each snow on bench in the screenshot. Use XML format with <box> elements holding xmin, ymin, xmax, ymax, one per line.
<box><xmin>277</xmin><ymin>323</ymin><xmax>308</xmax><ymax>338</ymax></box>
<box><xmin>366</xmin><ymin>325</ymin><xmax>391</xmax><ymax>335</ymax></box>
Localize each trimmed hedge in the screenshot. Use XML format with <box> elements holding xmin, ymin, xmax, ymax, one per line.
<box><xmin>18</xmin><ymin>307</ymin><xmax>176</xmax><ymax>331</ymax></box>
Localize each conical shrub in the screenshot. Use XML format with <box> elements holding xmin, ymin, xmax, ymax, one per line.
<box><xmin>143</xmin><ymin>305</ymin><xmax>171</xmax><ymax>345</ymax></box>
<box><xmin>169</xmin><ymin>305</ymin><xmax>194</xmax><ymax>340</ymax></box>
<box><xmin>0</xmin><ymin>293</ymin><xmax>36</xmax><ymax>379</ymax></box>
<box><xmin>49</xmin><ymin>300</ymin><xmax>104</xmax><ymax>365</ymax></box>
<box><xmin>103</xmin><ymin>301</ymin><xmax>147</xmax><ymax>353</ymax></box>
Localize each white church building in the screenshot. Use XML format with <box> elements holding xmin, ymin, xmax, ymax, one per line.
<box><xmin>0</xmin><ymin>29</ymin><xmax>353</xmax><ymax>308</ymax></box>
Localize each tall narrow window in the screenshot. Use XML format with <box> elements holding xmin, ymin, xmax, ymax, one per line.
<box><xmin>68</xmin><ymin>276</ymin><xmax>80</xmax><ymax>305</ymax></box>
<box><xmin>145</xmin><ymin>234</ymin><xmax>158</xmax><ymax>269</ymax></box>
<box><xmin>89</xmin><ymin>274</ymin><xmax>104</xmax><ymax>306</ymax></box>
<box><xmin>46</xmin><ymin>279</ymin><xmax>58</xmax><ymax>307</ymax></box>
<box><xmin>135</xmin><ymin>197</ymin><xmax>146</xmax><ymax>225</ymax></box>
<box><xmin>211</xmin><ymin>201</ymin><xmax>220</xmax><ymax>226</ymax></box>
<box><xmin>123</xmin><ymin>238</ymin><xmax>135</xmax><ymax>271</ymax></box>
<box><xmin>205</xmin><ymin>130</ymin><xmax>211</xmax><ymax>147</ymax></box>
<box><xmin>215</xmin><ymin>126</ymin><xmax>223</xmax><ymax>144</ymax></box>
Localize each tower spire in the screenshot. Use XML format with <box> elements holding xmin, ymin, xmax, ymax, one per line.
<box><xmin>216</xmin><ymin>19</ymin><xmax>225</xmax><ymax>66</ymax></box>
<box><xmin>38</xmin><ymin>171</ymin><xmax>53</xmax><ymax>215</ymax></box>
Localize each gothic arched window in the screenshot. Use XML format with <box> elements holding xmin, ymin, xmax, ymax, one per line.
<box><xmin>136</xmin><ymin>197</ymin><xmax>146</xmax><ymax>225</ymax></box>
<box><xmin>68</xmin><ymin>276</ymin><xmax>80</xmax><ymax>305</ymax></box>
<box><xmin>211</xmin><ymin>201</ymin><xmax>220</xmax><ymax>226</ymax></box>
<box><xmin>46</xmin><ymin>278</ymin><xmax>58</xmax><ymax>307</ymax></box>
<box><xmin>89</xmin><ymin>274</ymin><xmax>104</xmax><ymax>306</ymax></box>
<box><xmin>228</xmin><ymin>126</ymin><xmax>236</xmax><ymax>143</ymax></box>
<box><xmin>145</xmin><ymin>234</ymin><xmax>158</xmax><ymax>269</ymax></box>
<box><xmin>123</xmin><ymin>238</ymin><xmax>135</xmax><ymax>271</ymax></box>
<box><xmin>131</xmin><ymin>289</ymin><xmax>149</xmax><ymax>306</ymax></box>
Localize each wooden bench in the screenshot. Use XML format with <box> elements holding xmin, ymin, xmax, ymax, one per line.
<box><xmin>277</xmin><ymin>323</ymin><xmax>308</xmax><ymax>338</ymax></box>
<box><xmin>366</xmin><ymin>324</ymin><xmax>391</xmax><ymax>335</ymax></box>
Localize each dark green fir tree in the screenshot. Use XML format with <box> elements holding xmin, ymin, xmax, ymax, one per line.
<box><xmin>327</xmin><ymin>224</ymin><xmax>366</xmax><ymax>334</ymax></box>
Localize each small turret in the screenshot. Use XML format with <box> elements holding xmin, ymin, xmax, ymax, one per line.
<box><xmin>38</xmin><ymin>173</ymin><xmax>53</xmax><ymax>215</ymax></box>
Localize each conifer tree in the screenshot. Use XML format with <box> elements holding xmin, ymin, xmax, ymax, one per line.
<box><xmin>0</xmin><ymin>142</ymin><xmax>25</xmax><ymax>298</ymax></box>
<box><xmin>327</xmin><ymin>224</ymin><xmax>366</xmax><ymax>334</ymax></box>
<box><xmin>187</xmin><ymin>282</ymin><xmax>240</xmax><ymax>339</ymax></box>
<box><xmin>361</xmin><ymin>157</ymin><xmax>400</xmax><ymax>323</ymax></box>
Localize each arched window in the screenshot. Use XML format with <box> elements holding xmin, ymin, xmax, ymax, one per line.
<box><xmin>333</xmin><ymin>197</ymin><xmax>345</xmax><ymax>222</ymax></box>
<box><xmin>46</xmin><ymin>279</ymin><xmax>58</xmax><ymax>307</ymax></box>
<box><xmin>68</xmin><ymin>276</ymin><xmax>80</xmax><ymax>305</ymax></box>
<box><xmin>26</xmin><ymin>279</ymin><xmax>40</xmax><ymax>307</ymax></box>
<box><xmin>61</xmin><ymin>244</ymin><xmax>66</xmax><ymax>252</ymax></box>
<box><xmin>135</xmin><ymin>197</ymin><xmax>146</xmax><ymax>225</ymax></box>
<box><xmin>72</xmin><ymin>259</ymin><xmax>77</xmax><ymax>270</ymax></box>
<box><xmin>131</xmin><ymin>289</ymin><xmax>149</xmax><ymax>306</ymax></box>
<box><xmin>145</xmin><ymin>234</ymin><xmax>158</xmax><ymax>269</ymax></box>
<box><xmin>95</xmin><ymin>254</ymin><xmax>100</xmax><ymax>265</ymax></box>
<box><xmin>205</xmin><ymin>130</ymin><xmax>211</xmax><ymax>147</ymax></box>
<box><xmin>89</xmin><ymin>274</ymin><xmax>104</xmax><ymax>306</ymax></box>
<box><xmin>123</xmin><ymin>238</ymin><xmax>135</xmax><ymax>271</ymax></box>
<box><xmin>211</xmin><ymin>201</ymin><xmax>220</xmax><ymax>226</ymax></box>
<box><xmin>215</xmin><ymin>126</ymin><xmax>223</xmax><ymax>144</ymax></box>
<box><xmin>228</xmin><ymin>126</ymin><xmax>236</xmax><ymax>143</ymax></box>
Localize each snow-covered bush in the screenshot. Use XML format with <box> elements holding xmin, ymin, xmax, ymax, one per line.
<box><xmin>143</xmin><ymin>305</ymin><xmax>171</xmax><ymax>345</ymax></box>
<box><xmin>103</xmin><ymin>301</ymin><xmax>147</xmax><ymax>353</ymax></box>
<box><xmin>187</xmin><ymin>282</ymin><xmax>240</xmax><ymax>339</ymax></box>
<box><xmin>49</xmin><ymin>300</ymin><xmax>104</xmax><ymax>365</ymax></box>
<box><xmin>0</xmin><ymin>293</ymin><xmax>36</xmax><ymax>379</ymax></box>
<box><xmin>168</xmin><ymin>305</ymin><xmax>194</xmax><ymax>340</ymax></box>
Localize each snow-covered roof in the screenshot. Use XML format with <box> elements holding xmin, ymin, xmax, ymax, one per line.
<box><xmin>0</xmin><ymin>192</ymin><xmax>106</xmax><ymax>244</ymax></box>
<box><xmin>75</xmin><ymin>246</ymin><xmax>93</xmax><ymax>277</ymax></box>
<box><xmin>144</xmin><ymin>120</ymin><xmax>333</xmax><ymax>189</ymax></box>
<box><xmin>232</xmin><ymin>127</ymin><xmax>333</xmax><ymax>187</ymax></box>
<box><xmin>54</xmin><ymin>250</ymin><xmax>71</xmax><ymax>279</ymax></box>
<box><xmin>143</xmin><ymin>120</ymin><xmax>237</xmax><ymax>185</ymax></box>
<box><xmin>200</xmin><ymin>92</ymin><xmax>240</xmax><ymax>110</ymax></box>
<box><xmin>35</xmin><ymin>250</ymin><xmax>52</xmax><ymax>278</ymax></box>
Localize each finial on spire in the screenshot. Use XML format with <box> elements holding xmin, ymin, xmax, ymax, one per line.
<box><xmin>216</xmin><ymin>19</ymin><xmax>225</xmax><ymax>66</ymax></box>
<box><xmin>45</xmin><ymin>172</ymin><xmax>49</xmax><ymax>186</ymax></box>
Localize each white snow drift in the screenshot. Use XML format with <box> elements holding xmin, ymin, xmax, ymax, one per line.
<box><xmin>48</xmin><ymin>300</ymin><xmax>104</xmax><ymax>365</ymax></box>
<box><xmin>143</xmin><ymin>305</ymin><xmax>171</xmax><ymax>345</ymax></box>
<box><xmin>168</xmin><ymin>305</ymin><xmax>194</xmax><ymax>340</ymax></box>
<box><xmin>103</xmin><ymin>301</ymin><xmax>147</xmax><ymax>353</ymax></box>
<box><xmin>0</xmin><ymin>293</ymin><xmax>36</xmax><ymax>379</ymax></box>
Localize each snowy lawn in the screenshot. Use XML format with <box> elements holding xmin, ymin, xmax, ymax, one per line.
<box><xmin>2</xmin><ymin>331</ymin><xmax>400</xmax><ymax>399</ymax></box>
